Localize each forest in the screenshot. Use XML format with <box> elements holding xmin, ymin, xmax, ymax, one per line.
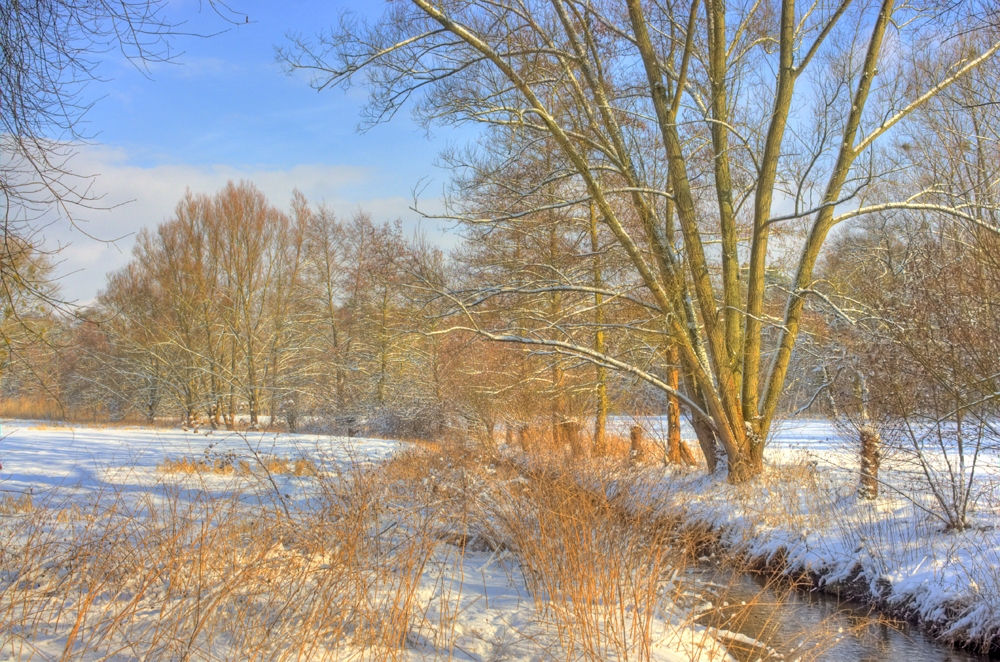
<box><xmin>7</xmin><ymin>166</ymin><xmax>1000</xmax><ymax>489</ymax></box>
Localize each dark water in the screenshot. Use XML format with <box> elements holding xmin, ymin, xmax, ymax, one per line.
<box><xmin>689</xmin><ymin>566</ymin><xmax>990</xmax><ymax>662</ymax></box>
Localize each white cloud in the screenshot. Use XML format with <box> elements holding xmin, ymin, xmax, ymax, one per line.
<box><xmin>39</xmin><ymin>145</ymin><xmax>450</xmax><ymax>304</ymax></box>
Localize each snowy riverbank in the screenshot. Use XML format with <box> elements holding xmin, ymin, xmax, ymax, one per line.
<box><xmin>1</xmin><ymin>418</ymin><xmax>996</xmax><ymax>659</ymax></box>
<box><xmin>636</xmin><ymin>419</ymin><xmax>1000</xmax><ymax>655</ymax></box>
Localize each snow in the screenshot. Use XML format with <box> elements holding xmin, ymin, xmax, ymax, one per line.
<box><xmin>0</xmin><ymin>422</ymin><xmax>399</xmax><ymax>498</ymax></box>
<box><xmin>406</xmin><ymin>547</ymin><xmax>734</xmax><ymax>662</ymax></box>
<box><xmin>0</xmin><ymin>420</ymin><xmax>734</xmax><ymax>661</ymax></box>
<box><xmin>2</xmin><ymin>417</ymin><xmax>996</xmax><ymax>659</ymax></box>
<box><xmin>632</xmin><ymin>418</ymin><xmax>1000</xmax><ymax>652</ymax></box>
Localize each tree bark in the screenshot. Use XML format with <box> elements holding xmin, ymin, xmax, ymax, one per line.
<box><xmin>630</xmin><ymin>425</ymin><xmax>645</xmax><ymax>465</ymax></box>
<box><xmin>590</xmin><ymin>202</ymin><xmax>608</xmax><ymax>456</ymax></box>
<box><xmin>859</xmin><ymin>426</ymin><xmax>881</xmax><ymax>499</ymax></box>
<box><xmin>666</xmin><ymin>345</ymin><xmax>682</xmax><ymax>464</ymax></box>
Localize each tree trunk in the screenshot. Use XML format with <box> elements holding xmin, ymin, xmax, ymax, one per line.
<box><xmin>691</xmin><ymin>417</ymin><xmax>720</xmax><ymax>474</ymax></box>
<box><xmin>823</xmin><ymin>365</ymin><xmax>840</xmax><ymax>418</ymax></box>
<box><xmin>679</xmin><ymin>441</ymin><xmax>698</xmax><ymax>466</ymax></box>
<box><xmin>728</xmin><ymin>439</ymin><xmax>764</xmax><ymax>483</ymax></box>
<box><xmin>859</xmin><ymin>426</ymin><xmax>881</xmax><ymax>499</ymax></box>
<box><xmin>630</xmin><ymin>425</ymin><xmax>645</xmax><ymax>465</ymax></box>
<box><xmin>248</xmin><ymin>388</ymin><xmax>258</xmax><ymax>429</ymax></box>
<box><xmin>666</xmin><ymin>346</ymin><xmax>682</xmax><ymax>464</ymax></box>
<box><xmin>590</xmin><ymin>202</ymin><xmax>608</xmax><ymax>456</ymax></box>
<box><xmin>227</xmin><ymin>336</ymin><xmax>236</xmax><ymax>430</ymax></box>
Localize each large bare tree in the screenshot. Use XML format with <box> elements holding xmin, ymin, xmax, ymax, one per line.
<box><xmin>282</xmin><ymin>0</ymin><xmax>1000</xmax><ymax>480</ymax></box>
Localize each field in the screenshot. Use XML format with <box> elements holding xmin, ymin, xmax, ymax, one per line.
<box><xmin>0</xmin><ymin>419</ymin><xmax>997</xmax><ymax>661</ymax></box>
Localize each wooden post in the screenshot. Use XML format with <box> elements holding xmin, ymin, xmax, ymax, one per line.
<box><xmin>564</xmin><ymin>420</ymin><xmax>586</xmax><ymax>459</ymax></box>
<box><xmin>518</xmin><ymin>424</ymin><xmax>530</xmax><ymax>453</ymax></box>
<box><xmin>630</xmin><ymin>425</ymin><xmax>645</xmax><ymax>464</ymax></box>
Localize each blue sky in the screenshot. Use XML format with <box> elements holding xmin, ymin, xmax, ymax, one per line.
<box><xmin>50</xmin><ymin>0</ymin><xmax>465</xmax><ymax>302</ymax></box>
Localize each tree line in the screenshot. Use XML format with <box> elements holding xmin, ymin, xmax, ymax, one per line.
<box><xmin>0</xmin><ymin>181</ymin><xmax>656</xmax><ymax>443</ymax></box>
<box><xmin>1</xmin><ymin>1</ymin><xmax>998</xmax><ymax>490</ymax></box>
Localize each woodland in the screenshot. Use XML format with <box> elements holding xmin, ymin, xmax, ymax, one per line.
<box><xmin>3</xmin><ymin>0</ymin><xmax>998</xmax><ymax>489</ymax></box>
<box><xmin>2</xmin><ymin>2</ymin><xmax>1000</xmax><ymax>659</ymax></box>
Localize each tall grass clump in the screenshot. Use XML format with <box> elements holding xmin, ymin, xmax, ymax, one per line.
<box><xmin>478</xmin><ymin>465</ymin><xmax>690</xmax><ymax>659</ymax></box>
<box><xmin>0</xmin><ymin>457</ymin><xmax>438</xmax><ymax>661</ymax></box>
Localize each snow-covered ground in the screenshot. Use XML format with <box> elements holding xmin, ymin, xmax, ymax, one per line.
<box><xmin>0</xmin><ymin>420</ymin><xmax>736</xmax><ymax>662</ymax></box>
<box><xmin>632</xmin><ymin>419</ymin><xmax>1000</xmax><ymax>653</ymax></box>
<box><xmin>1</xmin><ymin>418</ymin><xmax>995</xmax><ymax>659</ymax></box>
<box><xmin>0</xmin><ymin>421</ymin><xmax>398</xmax><ymax>497</ymax></box>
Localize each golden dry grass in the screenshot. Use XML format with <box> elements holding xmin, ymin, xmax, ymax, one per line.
<box><xmin>0</xmin><ymin>397</ymin><xmax>66</xmax><ymax>421</ymax></box>
<box><xmin>0</xmin><ymin>463</ymin><xmax>436</xmax><ymax>661</ymax></box>
<box><xmin>0</xmin><ymin>397</ymin><xmax>182</xmax><ymax>427</ymax></box>
<box><xmin>157</xmin><ymin>454</ymin><xmax>319</xmax><ymax>477</ymax></box>
<box><xmin>507</xmin><ymin>423</ymin><xmax>668</xmax><ymax>465</ymax></box>
<box><xmin>0</xmin><ymin>492</ymin><xmax>33</xmax><ymax>515</ymax></box>
<box><xmin>0</xmin><ymin>439</ymin><xmax>850</xmax><ymax>661</ymax></box>
<box><xmin>726</xmin><ymin>460</ymin><xmax>834</xmax><ymax>537</ymax></box>
<box><xmin>381</xmin><ymin>444</ymin><xmax>845</xmax><ymax>660</ymax></box>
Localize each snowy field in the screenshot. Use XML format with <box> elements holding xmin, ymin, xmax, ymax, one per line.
<box><xmin>1</xmin><ymin>418</ymin><xmax>997</xmax><ymax>660</ymax></box>
<box><xmin>0</xmin><ymin>417</ymin><xmax>874</xmax><ymax>496</ymax></box>
<box><xmin>0</xmin><ymin>420</ymin><xmax>737</xmax><ymax>662</ymax></box>
<box><xmin>0</xmin><ymin>421</ymin><xmax>398</xmax><ymax>501</ymax></box>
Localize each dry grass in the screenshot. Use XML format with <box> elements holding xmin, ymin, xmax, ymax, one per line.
<box><xmin>478</xmin><ymin>465</ymin><xmax>697</xmax><ymax>659</ymax></box>
<box><xmin>603</xmin><ymin>431</ymin><xmax>664</xmax><ymax>463</ymax></box>
<box><xmin>0</xmin><ymin>461</ymin><xmax>437</xmax><ymax>661</ymax></box>
<box><xmin>0</xmin><ymin>439</ymin><xmax>853</xmax><ymax>661</ymax></box>
<box><xmin>381</xmin><ymin>445</ymin><xmax>845</xmax><ymax>661</ymax></box>
<box><xmin>158</xmin><ymin>454</ymin><xmax>318</xmax><ymax>477</ymax></box>
<box><xmin>507</xmin><ymin>423</ymin><xmax>668</xmax><ymax>465</ymax></box>
<box><xmin>725</xmin><ymin>461</ymin><xmax>836</xmax><ymax>536</ymax></box>
<box><xmin>0</xmin><ymin>397</ymin><xmax>66</xmax><ymax>421</ymax></box>
<box><xmin>0</xmin><ymin>492</ymin><xmax>33</xmax><ymax>515</ymax></box>
<box><xmin>0</xmin><ymin>397</ymin><xmax>182</xmax><ymax>427</ymax></box>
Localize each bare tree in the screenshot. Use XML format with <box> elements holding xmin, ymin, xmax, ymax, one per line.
<box><xmin>1</xmin><ymin>1</ymin><xmax>242</xmax><ymax>298</ymax></box>
<box><xmin>0</xmin><ymin>2</ymin><xmax>244</xmax><ymax>419</ymax></box>
<box><xmin>302</xmin><ymin>205</ymin><xmax>352</xmax><ymax>413</ymax></box>
<box><xmin>823</xmin><ymin>209</ymin><xmax>1000</xmax><ymax>529</ymax></box>
<box><xmin>814</xmin><ymin>52</ymin><xmax>1000</xmax><ymax>525</ymax></box>
<box><xmin>90</xmin><ymin>183</ymin><xmax>450</xmax><ymax>435</ymax></box>
<box><xmin>281</xmin><ymin>0</ymin><xmax>1000</xmax><ymax>480</ymax></box>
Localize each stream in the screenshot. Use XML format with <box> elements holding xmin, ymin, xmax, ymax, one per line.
<box><xmin>690</xmin><ymin>565</ymin><xmax>992</xmax><ymax>661</ymax></box>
